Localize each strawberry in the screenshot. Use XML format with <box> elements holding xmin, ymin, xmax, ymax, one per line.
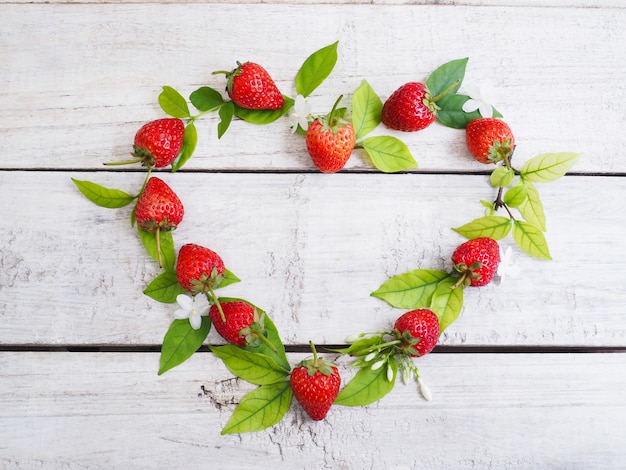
<box><xmin>135</xmin><ymin>177</ymin><xmax>184</xmax><ymax>267</ymax></box>
<box><xmin>305</xmin><ymin>96</ymin><xmax>356</xmax><ymax>173</ymax></box>
<box><xmin>214</xmin><ymin>62</ymin><xmax>284</xmax><ymax>110</ymax></box>
<box><xmin>132</xmin><ymin>118</ymin><xmax>185</xmax><ymax>168</ymax></box>
<box><xmin>451</xmin><ymin>237</ymin><xmax>501</xmax><ymax>287</ymax></box>
<box><xmin>381</xmin><ymin>82</ymin><xmax>438</xmax><ymax>132</ymax></box>
<box><xmin>290</xmin><ymin>342</ymin><xmax>341</xmax><ymax>421</ymax></box>
<box><xmin>466</xmin><ymin>118</ymin><xmax>515</xmax><ymax>164</ymax></box>
<box><xmin>175</xmin><ymin>243</ymin><xmax>225</xmax><ymax>294</ymax></box>
<box><xmin>209</xmin><ymin>301</ymin><xmax>278</xmax><ymax>353</ymax></box>
<box><xmin>393</xmin><ymin>309</ymin><xmax>440</xmax><ymax>357</ymax></box>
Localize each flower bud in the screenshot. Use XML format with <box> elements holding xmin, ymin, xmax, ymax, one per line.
<box><xmin>417</xmin><ymin>377</ymin><xmax>432</xmax><ymax>401</ymax></box>
<box><xmin>364</xmin><ymin>352</ymin><xmax>377</xmax><ymax>362</ymax></box>
<box><xmin>371</xmin><ymin>360</ymin><xmax>385</xmax><ymax>371</ymax></box>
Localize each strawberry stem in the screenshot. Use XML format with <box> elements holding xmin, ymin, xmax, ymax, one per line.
<box><xmin>254</xmin><ymin>330</ymin><xmax>279</xmax><ymax>354</ymax></box>
<box><xmin>327</xmin><ymin>95</ymin><xmax>344</xmax><ymax>126</ymax></box>
<box><xmin>431</xmin><ymin>79</ymin><xmax>460</xmax><ymax>102</ymax></box>
<box><xmin>207</xmin><ymin>287</ymin><xmax>226</xmax><ymax>323</ymax></box>
<box><xmin>103</xmin><ymin>158</ymin><xmax>144</xmax><ymax>166</ymax></box>
<box><xmin>155</xmin><ymin>227</ymin><xmax>163</xmax><ymax>268</ymax></box>
<box><xmin>309</xmin><ymin>340</ymin><xmax>319</xmax><ymax>368</ymax></box>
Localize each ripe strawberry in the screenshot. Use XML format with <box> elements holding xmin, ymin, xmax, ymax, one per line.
<box><xmin>451</xmin><ymin>237</ymin><xmax>501</xmax><ymax>287</ymax></box>
<box><xmin>393</xmin><ymin>309</ymin><xmax>440</xmax><ymax>357</ymax></box>
<box><xmin>290</xmin><ymin>342</ymin><xmax>341</xmax><ymax>421</ymax></box>
<box><xmin>381</xmin><ymin>82</ymin><xmax>438</xmax><ymax>132</ymax></box>
<box><xmin>135</xmin><ymin>177</ymin><xmax>184</xmax><ymax>267</ymax></box>
<box><xmin>175</xmin><ymin>243</ymin><xmax>225</xmax><ymax>294</ymax></box>
<box><xmin>466</xmin><ymin>118</ymin><xmax>515</xmax><ymax>164</ymax></box>
<box><xmin>132</xmin><ymin>118</ymin><xmax>185</xmax><ymax>168</ymax></box>
<box><xmin>305</xmin><ymin>96</ymin><xmax>356</xmax><ymax>173</ymax></box>
<box><xmin>215</xmin><ymin>62</ymin><xmax>284</xmax><ymax>110</ymax></box>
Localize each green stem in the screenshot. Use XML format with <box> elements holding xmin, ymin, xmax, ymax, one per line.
<box><xmin>207</xmin><ymin>287</ymin><xmax>225</xmax><ymax>323</ymax></box>
<box><xmin>327</xmin><ymin>95</ymin><xmax>344</xmax><ymax>124</ymax></box>
<box><xmin>254</xmin><ymin>330</ymin><xmax>279</xmax><ymax>354</ymax></box>
<box><xmin>103</xmin><ymin>158</ymin><xmax>143</xmax><ymax>166</ymax></box>
<box><xmin>431</xmin><ymin>79</ymin><xmax>460</xmax><ymax>102</ymax></box>
<box><xmin>309</xmin><ymin>340</ymin><xmax>318</xmax><ymax>367</ymax></box>
<box><xmin>155</xmin><ymin>227</ymin><xmax>163</xmax><ymax>268</ymax></box>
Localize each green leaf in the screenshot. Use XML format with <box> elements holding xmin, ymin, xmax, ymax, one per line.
<box><xmin>352</xmin><ymin>80</ymin><xmax>382</xmax><ymax>139</ymax></box>
<box><xmin>520</xmin><ymin>152</ymin><xmax>581</xmax><ymax>183</ymax></box>
<box><xmin>490</xmin><ymin>166</ymin><xmax>515</xmax><ymax>188</ymax></box>
<box><xmin>158</xmin><ymin>318</ymin><xmax>211</xmax><ymax>375</ymax></box>
<box><xmin>334</xmin><ymin>356</ymin><xmax>397</xmax><ymax>407</ymax></box>
<box><xmin>329</xmin><ymin>335</ymin><xmax>384</xmax><ymax>356</ymax></box>
<box><xmin>435</xmin><ymin>94</ymin><xmax>502</xmax><ymax>129</ymax></box>
<box><xmin>211</xmin><ymin>344</ymin><xmax>290</xmax><ymax>385</ymax></box>
<box><xmin>370</xmin><ymin>269</ymin><xmax>449</xmax><ymax>309</ymax></box>
<box><xmin>361</xmin><ymin>136</ymin><xmax>417</xmax><ymax>173</ymax></box>
<box><xmin>430</xmin><ymin>276</ymin><xmax>464</xmax><ymax>332</ymax></box>
<box><xmin>295</xmin><ymin>41</ymin><xmax>338</xmax><ymax>98</ymax></box>
<box><xmin>71</xmin><ymin>179</ymin><xmax>135</xmax><ymax>208</ymax></box>
<box><xmin>218</xmin><ymin>101</ymin><xmax>234</xmax><ymax>138</ymax></box>
<box><xmin>158</xmin><ymin>86</ymin><xmax>191</xmax><ymax>118</ymax></box>
<box><xmin>426</xmin><ymin>58</ymin><xmax>468</xmax><ymax>102</ymax></box>
<box><xmin>513</xmin><ymin>220</ymin><xmax>552</xmax><ymax>260</ymax></box>
<box><xmin>480</xmin><ymin>199</ymin><xmax>495</xmax><ymax>216</ymax></box>
<box><xmin>171</xmin><ymin>122</ymin><xmax>197</xmax><ymax>172</ymax></box>
<box><xmin>453</xmin><ymin>215</ymin><xmax>513</xmax><ymax>240</ymax></box>
<box><xmin>233</xmin><ymin>96</ymin><xmax>294</xmax><ymax>125</ymax></box>
<box><xmin>518</xmin><ymin>182</ymin><xmax>546</xmax><ymax>231</ymax></box>
<box><xmin>221</xmin><ymin>381</ymin><xmax>292</xmax><ymax>435</ymax></box>
<box><xmin>189</xmin><ymin>86</ymin><xmax>224</xmax><ymax>112</ymax></box>
<box><xmin>143</xmin><ymin>271</ymin><xmax>186</xmax><ymax>303</ymax></box>
<box><xmin>137</xmin><ymin>227</ymin><xmax>176</xmax><ymax>271</ymax></box>
<box><xmin>503</xmin><ymin>182</ymin><xmax>528</xmax><ymax>208</ymax></box>
<box><xmin>220</xmin><ymin>269</ymin><xmax>241</xmax><ymax>288</ymax></box>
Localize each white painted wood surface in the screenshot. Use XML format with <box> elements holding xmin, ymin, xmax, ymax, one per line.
<box><xmin>1</xmin><ymin>0</ymin><xmax>626</xmax><ymax>468</ymax></box>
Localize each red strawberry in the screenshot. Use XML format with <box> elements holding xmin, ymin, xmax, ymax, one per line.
<box><xmin>466</xmin><ymin>118</ymin><xmax>515</xmax><ymax>164</ymax></box>
<box><xmin>381</xmin><ymin>82</ymin><xmax>438</xmax><ymax>132</ymax></box>
<box><xmin>215</xmin><ymin>62</ymin><xmax>284</xmax><ymax>110</ymax></box>
<box><xmin>393</xmin><ymin>309</ymin><xmax>440</xmax><ymax>357</ymax></box>
<box><xmin>175</xmin><ymin>243</ymin><xmax>225</xmax><ymax>294</ymax></box>
<box><xmin>290</xmin><ymin>342</ymin><xmax>341</xmax><ymax>421</ymax></box>
<box><xmin>451</xmin><ymin>237</ymin><xmax>501</xmax><ymax>287</ymax></box>
<box><xmin>135</xmin><ymin>177</ymin><xmax>184</xmax><ymax>267</ymax></box>
<box><xmin>305</xmin><ymin>96</ymin><xmax>356</xmax><ymax>173</ymax></box>
<box><xmin>132</xmin><ymin>118</ymin><xmax>185</xmax><ymax>168</ymax></box>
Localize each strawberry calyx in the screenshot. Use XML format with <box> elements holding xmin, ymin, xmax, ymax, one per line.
<box><xmin>317</xmin><ymin>95</ymin><xmax>350</xmax><ymax>135</ymax></box>
<box><xmin>189</xmin><ymin>268</ymin><xmax>226</xmax><ymax>322</ymax></box>
<box><xmin>296</xmin><ymin>341</ymin><xmax>337</xmax><ymax>377</ymax></box>
<box><xmin>423</xmin><ymin>79</ymin><xmax>460</xmax><ymax>115</ymax></box>
<box><xmin>451</xmin><ymin>261</ymin><xmax>483</xmax><ymax>289</ymax></box>
<box><xmin>488</xmin><ymin>139</ymin><xmax>515</xmax><ymax>164</ymax></box>
<box><xmin>213</xmin><ymin>61</ymin><xmax>245</xmax><ymax>97</ymax></box>
<box><xmin>392</xmin><ymin>327</ymin><xmax>423</xmax><ymax>357</ymax></box>
<box><xmin>240</xmin><ymin>308</ymin><xmax>279</xmax><ymax>353</ymax></box>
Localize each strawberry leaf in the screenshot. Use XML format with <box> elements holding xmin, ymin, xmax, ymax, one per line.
<box><xmin>453</xmin><ymin>215</ymin><xmax>513</xmax><ymax>240</ymax></box>
<box><xmin>334</xmin><ymin>355</ymin><xmax>397</xmax><ymax>407</ymax></box>
<box><xmin>71</xmin><ymin>178</ymin><xmax>135</xmax><ymax>208</ymax></box>
<box><xmin>329</xmin><ymin>335</ymin><xmax>384</xmax><ymax>356</ymax></box>
<box><xmin>430</xmin><ymin>276</ymin><xmax>464</xmax><ymax>332</ymax></box>
<box><xmin>143</xmin><ymin>271</ymin><xmax>186</xmax><ymax>303</ymax></box>
<box><xmin>233</xmin><ymin>96</ymin><xmax>294</xmax><ymax>125</ymax></box>
<box><xmin>371</xmin><ymin>269</ymin><xmax>449</xmax><ymax>309</ymax></box>
<box><xmin>520</xmin><ymin>152</ymin><xmax>581</xmax><ymax>183</ymax></box>
<box><xmin>221</xmin><ymin>381</ymin><xmax>292</xmax><ymax>435</ymax></box>
<box><xmin>503</xmin><ymin>182</ymin><xmax>528</xmax><ymax>208</ymax></box>
<box><xmin>220</xmin><ymin>269</ymin><xmax>241</xmax><ymax>288</ymax></box>
<box><xmin>426</xmin><ymin>58</ymin><xmax>467</xmax><ymax>103</ymax></box>
<box><xmin>295</xmin><ymin>41</ymin><xmax>338</xmax><ymax>98</ymax></box>
<box><xmin>159</xmin><ymin>86</ymin><xmax>191</xmax><ymax>118</ymax></box>
<box><xmin>490</xmin><ymin>166</ymin><xmax>515</xmax><ymax>188</ymax></box>
<box><xmin>189</xmin><ymin>86</ymin><xmax>224</xmax><ymax>112</ymax></box>
<box><xmin>435</xmin><ymin>94</ymin><xmax>502</xmax><ymax>129</ymax></box>
<box><xmin>513</xmin><ymin>220</ymin><xmax>552</xmax><ymax>260</ymax></box>
<box><xmin>137</xmin><ymin>227</ymin><xmax>176</xmax><ymax>271</ymax></box>
<box><xmin>352</xmin><ymin>80</ymin><xmax>382</xmax><ymax>139</ymax></box>
<box><xmin>158</xmin><ymin>317</ymin><xmax>211</xmax><ymax>375</ymax></box>
<box><xmin>361</xmin><ymin>136</ymin><xmax>417</xmax><ymax>173</ymax></box>
<box><xmin>171</xmin><ymin>122</ymin><xmax>197</xmax><ymax>173</ymax></box>
<box><xmin>211</xmin><ymin>344</ymin><xmax>290</xmax><ymax>385</ymax></box>
<box><xmin>518</xmin><ymin>182</ymin><xmax>546</xmax><ymax>231</ymax></box>
<box><xmin>217</xmin><ymin>101</ymin><xmax>234</xmax><ymax>138</ymax></box>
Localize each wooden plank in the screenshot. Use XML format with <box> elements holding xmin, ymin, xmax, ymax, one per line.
<box><xmin>2</xmin><ymin>171</ymin><xmax>625</xmax><ymax>346</ymax></box>
<box><xmin>0</xmin><ymin>4</ymin><xmax>624</xmax><ymax>173</ymax></box>
<box><xmin>1</xmin><ymin>351</ymin><xmax>625</xmax><ymax>468</ymax></box>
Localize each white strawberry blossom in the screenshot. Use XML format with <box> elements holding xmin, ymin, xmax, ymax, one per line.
<box><xmin>462</xmin><ymin>82</ymin><xmax>498</xmax><ymax>118</ymax></box>
<box><xmin>173</xmin><ymin>293</ymin><xmax>209</xmax><ymax>330</ymax></box>
<box><xmin>496</xmin><ymin>246</ymin><xmax>521</xmax><ymax>285</ymax></box>
<box><xmin>287</xmin><ymin>94</ymin><xmax>312</xmax><ymax>133</ymax></box>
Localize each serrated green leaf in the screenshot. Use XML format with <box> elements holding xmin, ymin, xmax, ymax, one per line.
<box><xmin>72</xmin><ymin>179</ymin><xmax>135</xmax><ymax>208</ymax></box>
<box><xmin>328</xmin><ymin>336</ymin><xmax>384</xmax><ymax>356</ymax></box>
<box><xmin>334</xmin><ymin>356</ymin><xmax>397</xmax><ymax>407</ymax></box>
<box><xmin>158</xmin><ymin>318</ymin><xmax>211</xmax><ymax>375</ymax></box>
<box><xmin>361</xmin><ymin>135</ymin><xmax>417</xmax><ymax>173</ymax></box>
<box><xmin>352</xmin><ymin>80</ymin><xmax>382</xmax><ymax>139</ymax></box>
<box><xmin>159</xmin><ymin>86</ymin><xmax>191</xmax><ymax>118</ymax></box>
<box><xmin>221</xmin><ymin>381</ymin><xmax>292</xmax><ymax>434</ymax></box>
<box><xmin>430</xmin><ymin>276</ymin><xmax>464</xmax><ymax>332</ymax></box>
<box><xmin>513</xmin><ymin>220</ymin><xmax>552</xmax><ymax>260</ymax></box>
<box><xmin>171</xmin><ymin>123</ymin><xmax>197</xmax><ymax>172</ymax></box>
<box><xmin>211</xmin><ymin>344</ymin><xmax>290</xmax><ymax>385</ymax></box>
<box><xmin>435</xmin><ymin>94</ymin><xmax>502</xmax><ymax>129</ymax></box>
<box><xmin>370</xmin><ymin>269</ymin><xmax>449</xmax><ymax>309</ymax></box>
<box><xmin>218</xmin><ymin>101</ymin><xmax>234</xmax><ymax>138</ymax></box>
<box><xmin>426</xmin><ymin>58</ymin><xmax>468</xmax><ymax>102</ymax></box>
<box><xmin>189</xmin><ymin>86</ymin><xmax>224</xmax><ymax>112</ymax></box>
<box><xmin>143</xmin><ymin>271</ymin><xmax>186</xmax><ymax>303</ymax></box>
<box><xmin>520</xmin><ymin>152</ymin><xmax>581</xmax><ymax>183</ymax></box>
<box><xmin>503</xmin><ymin>183</ymin><xmax>528</xmax><ymax>208</ymax></box>
<box><xmin>137</xmin><ymin>226</ymin><xmax>176</xmax><ymax>271</ymax></box>
<box><xmin>295</xmin><ymin>41</ymin><xmax>338</xmax><ymax>98</ymax></box>
<box><xmin>490</xmin><ymin>166</ymin><xmax>515</xmax><ymax>188</ymax></box>
<box><xmin>453</xmin><ymin>215</ymin><xmax>513</xmax><ymax>240</ymax></box>
<box><xmin>518</xmin><ymin>182</ymin><xmax>546</xmax><ymax>231</ymax></box>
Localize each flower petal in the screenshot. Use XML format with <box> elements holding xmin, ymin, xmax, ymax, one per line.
<box><xmin>176</xmin><ymin>294</ymin><xmax>193</xmax><ymax>310</ymax></box>
<box><xmin>189</xmin><ymin>314</ymin><xmax>202</xmax><ymax>330</ymax></box>
<box><xmin>478</xmin><ymin>101</ymin><xmax>493</xmax><ymax>118</ymax></box>
<box><xmin>173</xmin><ymin>308</ymin><xmax>189</xmax><ymax>320</ymax></box>
<box><xmin>464</xmin><ymin>83</ymin><xmax>482</xmax><ymax>100</ymax></box>
<box><xmin>462</xmin><ymin>99</ymin><xmax>480</xmax><ymax>113</ymax></box>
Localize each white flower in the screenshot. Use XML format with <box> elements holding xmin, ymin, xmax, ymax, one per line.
<box><xmin>287</xmin><ymin>94</ymin><xmax>312</xmax><ymax>133</ymax></box>
<box><xmin>173</xmin><ymin>294</ymin><xmax>209</xmax><ymax>330</ymax></box>
<box><xmin>496</xmin><ymin>246</ymin><xmax>521</xmax><ymax>285</ymax></box>
<box><xmin>462</xmin><ymin>82</ymin><xmax>498</xmax><ymax>118</ymax></box>
<box><xmin>386</xmin><ymin>364</ymin><xmax>395</xmax><ymax>382</ymax></box>
<box><xmin>417</xmin><ymin>377</ymin><xmax>432</xmax><ymax>401</ymax></box>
